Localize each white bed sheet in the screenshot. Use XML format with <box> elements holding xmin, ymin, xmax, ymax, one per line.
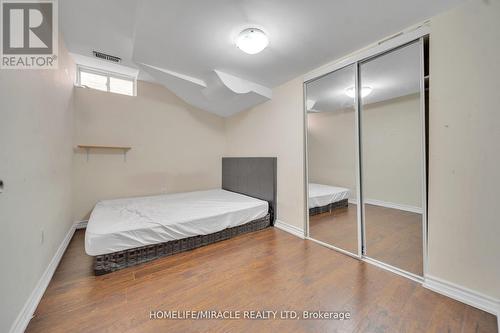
<box><xmin>85</xmin><ymin>189</ymin><xmax>268</xmax><ymax>256</ymax></box>
<box><xmin>308</xmin><ymin>183</ymin><xmax>350</xmax><ymax>209</ymax></box>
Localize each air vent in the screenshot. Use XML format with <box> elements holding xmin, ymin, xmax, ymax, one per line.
<box><xmin>92</xmin><ymin>51</ymin><xmax>121</xmax><ymax>63</ymax></box>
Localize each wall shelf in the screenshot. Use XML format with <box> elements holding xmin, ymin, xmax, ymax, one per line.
<box><xmin>77</xmin><ymin>145</ymin><xmax>131</xmax><ymax>162</ymax></box>
<box><xmin>77</xmin><ymin>144</ymin><xmax>131</xmax><ymax>150</ymax></box>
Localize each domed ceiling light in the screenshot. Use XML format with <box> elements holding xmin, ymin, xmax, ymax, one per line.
<box><xmin>345</xmin><ymin>86</ymin><xmax>373</xmax><ymax>98</ymax></box>
<box><xmin>236</xmin><ymin>28</ymin><xmax>269</xmax><ymax>55</ymax></box>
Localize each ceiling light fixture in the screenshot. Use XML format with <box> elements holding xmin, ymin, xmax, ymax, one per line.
<box><xmin>236</xmin><ymin>28</ymin><xmax>269</xmax><ymax>55</ymax></box>
<box><xmin>306</xmin><ymin>99</ymin><xmax>316</xmax><ymax>110</ymax></box>
<box><xmin>345</xmin><ymin>86</ymin><xmax>373</xmax><ymax>98</ymax></box>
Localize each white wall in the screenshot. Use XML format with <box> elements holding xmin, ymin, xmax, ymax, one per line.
<box><xmin>74</xmin><ymin>76</ymin><xmax>306</xmax><ymax>230</ymax></box>
<box><xmin>363</xmin><ymin>94</ymin><xmax>422</xmax><ymax>208</ymax></box>
<box><xmin>225</xmin><ymin>78</ymin><xmax>305</xmax><ymax>229</ymax></box>
<box><xmin>428</xmin><ymin>0</ymin><xmax>500</xmax><ymax>299</ymax></box>
<box><xmin>307</xmin><ymin>107</ymin><xmax>358</xmax><ymax>198</ymax></box>
<box><xmin>0</xmin><ymin>41</ymin><xmax>76</xmax><ymax>332</ymax></box>
<box><xmin>73</xmin><ymin>81</ymin><xmax>226</xmax><ymax>220</ymax></box>
<box><xmin>308</xmin><ymin>94</ymin><xmax>422</xmax><ymax>208</ymax></box>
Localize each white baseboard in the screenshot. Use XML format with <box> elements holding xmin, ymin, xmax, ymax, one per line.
<box><xmin>274</xmin><ymin>220</ymin><xmax>305</xmax><ymax>239</ymax></box>
<box><xmin>364</xmin><ymin>198</ymin><xmax>423</xmax><ymax>214</ymax></box>
<box><xmin>9</xmin><ymin>222</ymin><xmax>77</xmax><ymax>333</ymax></box>
<box><xmin>75</xmin><ymin>220</ymin><xmax>88</xmax><ymax>229</ymax></box>
<box><xmin>424</xmin><ymin>275</ymin><xmax>499</xmax><ymax>318</ymax></box>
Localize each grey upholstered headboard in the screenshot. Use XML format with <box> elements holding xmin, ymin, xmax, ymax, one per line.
<box><xmin>222</xmin><ymin>157</ymin><xmax>277</xmax><ymax>225</ymax></box>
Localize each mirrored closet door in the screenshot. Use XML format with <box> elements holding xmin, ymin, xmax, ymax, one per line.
<box><xmin>305</xmin><ymin>38</ymin><xmax>427</xmax><ymax>278</ymax></box>
<box><xmin>359</xmin><ymin>41</ymin><xmax>425</xmax><ymax>276</ymax></box>
<box><xmin>305</xmin><ymin>64</ymin><xmax>360</xmax><ymax>256</ymax></box>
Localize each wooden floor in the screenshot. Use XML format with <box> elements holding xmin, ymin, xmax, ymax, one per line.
<box><xmin>310</xmin><ymin>204</ymin><xmax>423</xmax><ymax>275</ymax></box>
<box><xmin>26</xmin><ymin>229</ymin><xmax>496</xmax><ymax>333</ymax></box>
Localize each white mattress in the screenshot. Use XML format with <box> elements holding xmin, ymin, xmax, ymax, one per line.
<box><xmin>85</xmin><ymin>189</ymin><xmax>269</xmax><ymax>256</ymax></box>
<box><xmin>308</xmin><ymin>183</ymin><xmax>350</xmax><ymax>209</ymax></box>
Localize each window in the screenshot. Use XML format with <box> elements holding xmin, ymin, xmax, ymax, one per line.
<box><xmin>77</xmin><ymin>66</ymin><xmax>136</xmax><ymax>96</ymax></box>
<box><xmin>80</xmin><ymin>70</ymin><xmax>108</xmax><ymax>92</ymax></box>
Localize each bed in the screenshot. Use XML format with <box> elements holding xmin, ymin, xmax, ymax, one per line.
<box><xmin>308</xmin><ymin>183</ymin><xmax>350</xmax><ymax>216</ymax></box>
<box><xmin>86</xmin><ymin>157</ymin><xmax>277</xmax><ymax>275</ymax></box>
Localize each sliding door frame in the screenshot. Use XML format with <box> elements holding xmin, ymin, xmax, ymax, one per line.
<box><xmin>358</xmin><ymin>38</ymin><xmax>426</xmax><ymax>282</ymax></box>
<box><xmin>303</xmin><ymin>63</ymin><xmax>363</xmax><ymax>260</ymax></box>
<box><xmin>354</xmin><ymin>64</ymin><xmax>365</xmax><ymax>257</ymax></box>
<box><xmin>419</xmin><ymin>36</ymin><xmax>429</xmax><ymax>277</ymax></box>
<box><xmin>303</xmin><ymin>22</ymin><xmax>430</xmax><ymax>282</ymax></box>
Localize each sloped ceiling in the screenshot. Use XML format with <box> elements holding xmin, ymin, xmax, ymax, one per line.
<box><xmin>60</xmin><ymin>0</ymin><xmax>462</xmax><ymax>116</ymax></box>
<box><xmin>138</xmin><ymin>64</ymin><xmax>272</xmax><ymax>116</ymax></box>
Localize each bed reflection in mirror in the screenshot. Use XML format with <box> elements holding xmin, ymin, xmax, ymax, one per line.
<box><xmin>306</xmin><ymin>64</ymin><xmax>359</xmax><ymax>255</ymax></box>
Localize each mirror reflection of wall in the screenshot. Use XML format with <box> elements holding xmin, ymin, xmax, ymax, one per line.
<box><xmin>308</xmin><ymin>109</ymin><xmax>357</xmax><ymax>199</ymax></box>
<box><xmin>360</xmin><ymin>42</ymin><xmax>424</xmax><ymax>276</ymax></box>
<box><xmin>306</xmin><ymin>64</ymin><xmax>359</xmax><ymax>255</ymax></box>
<box><xmin>362</xmin><ymin>93</ymin><xmax>422</xmax><ymax>208</ymax></box>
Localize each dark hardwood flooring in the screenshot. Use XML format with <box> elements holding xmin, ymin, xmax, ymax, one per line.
<box><xmin>309</xmin><ymin>203</ymin><xmax>359</xmax><ymax>254</ymax></box>
<box><xmin>309</xmin><ymin>204</ymin><xmax>423</xmax><ymax>276</ymax></box>
<box><xmin>26</xmin><ymin>229</ymin><xmax>496</xmax><ymax>333</ymax></box>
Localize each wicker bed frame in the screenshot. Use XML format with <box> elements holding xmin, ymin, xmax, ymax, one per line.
<box><xmin>309</xmin><ymin>198</ymin><xmax>348</xmax><ymax>216</ymax></box>
<box><xmin>94</xmin><ymin>213</ymin><xmax>271</xmax><ymax>275</ymax></box>
<box><xmin>92</xmin><ymin>157</ymin><xmax>277</xmax><ymax>275</ymax></box>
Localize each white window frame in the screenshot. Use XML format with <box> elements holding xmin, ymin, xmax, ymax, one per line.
<box><xmin>76</xmin><ymin>65</ymin><xmax>137</xmax><ymax>96</ymax></box>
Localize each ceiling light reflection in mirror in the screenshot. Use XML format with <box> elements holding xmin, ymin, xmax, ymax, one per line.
<box><xmin>344</xmin><ymin>86</ymin><xmax>373</xmax><ymax>98</ymax></box>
